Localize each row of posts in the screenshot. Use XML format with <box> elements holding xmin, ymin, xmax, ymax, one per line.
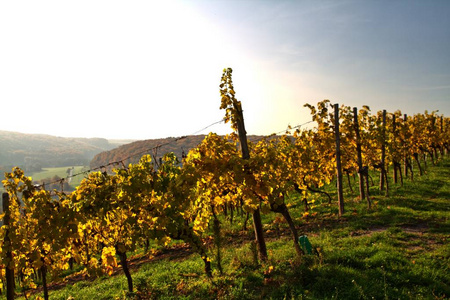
<box><xmin>334</xmin><ymin>105</ymin><xmax>387</xmax><ymax>217</ymax></box>
<box><xmin>334</xmin><ymin>105</ymin><xmax>446</xmax><ymax>216</ymax></box>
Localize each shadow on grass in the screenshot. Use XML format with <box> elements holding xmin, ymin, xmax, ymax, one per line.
<box><xmin>280</xmin><ymin>260</ymin><xmax>447</xmax><ymax>299</ymax></box>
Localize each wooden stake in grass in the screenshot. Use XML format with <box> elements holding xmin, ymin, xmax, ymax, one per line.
<box><xmin>235</xmin><ymin>101</ymin><xmax>267</xmax><ymax>262</ymax></box>
<box><xmin>220</xmin><ymin>68</ymin><xmax>268</xmax><ymax>262</ymax></box>
<box><xmin>334</xmin><ymin>104</ymin><xmax>345</xmax><ymax>216</ymax></box>
<box><xmin>393</xmin><ymin>114</ymin><xmax>404</xmax><ymax>186</ymax></box>
<box><xmin>353</xmin><ymin>107</ymin><xmax>366</xmax><ymax>202</ymax></box>
<box><xmin>379</xmin><ymin>110</ymin><xmax>389</xmax><ymax>196</ymax></box>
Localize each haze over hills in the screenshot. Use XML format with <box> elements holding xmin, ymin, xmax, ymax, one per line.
<box><xmin>0</xmin><ymin>130</ymin><xmax>134</xmax><ymax>173</ymax></box>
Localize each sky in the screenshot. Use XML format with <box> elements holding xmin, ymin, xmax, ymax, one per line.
<box><xmin>1</xmin><ymin>0</ymin><xmax>449</xmax><ymax>140</ymax></box>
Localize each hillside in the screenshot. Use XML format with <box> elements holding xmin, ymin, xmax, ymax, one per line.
<box><xmin>0</xmin><ymin>130</ymin><xmax>132</xmax><ymax>172</ymax></box>
<box><xmin>90</xmin><ymin>135</ymin><xmax>207</xmax><ymax>169</ymax></box>
<box><xmin>89</xmin><ymin>135</ymin><xmax>267</xmax><ymax>169</ymax></box>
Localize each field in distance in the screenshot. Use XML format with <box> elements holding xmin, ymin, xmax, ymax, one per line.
<box><xmin>29</xmin><ymin>166</ymin><xmax>89</xmax><ymax>190</ymax></box>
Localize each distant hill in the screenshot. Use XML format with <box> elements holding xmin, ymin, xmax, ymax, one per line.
<box><xmin>90</xmin><ymin>135</ymin><xmax>267</xmax><ymax>170</ymax></box>
<box><xmin>90</xmin><ymin>135</ymin><xmax>207</xmax><ymax>169</ymax></box>
<box><xmin>0</xmin><ymin>130</ymin><xmax>133</xmax><ymax>172</ymax></box>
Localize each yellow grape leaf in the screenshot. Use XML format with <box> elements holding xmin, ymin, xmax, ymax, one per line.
<box><xmin>101</xmin><ymin>247</ymin><xmax>118</xmax><ymax>276</ymax></box>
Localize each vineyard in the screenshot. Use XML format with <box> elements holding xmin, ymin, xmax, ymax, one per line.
<box><xmin>0</xmin><ymin>69</ymin><xmax>449</xmax><ymax>299</ymax></box>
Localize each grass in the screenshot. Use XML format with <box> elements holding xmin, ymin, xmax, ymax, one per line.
<box><xmin>4</xmin><ymin>158</ymin><xmax>450</xmax><ymax>299</ymax></box>
<box><xmin>29</xmin><ymin>166</ymin><xmax>88</xmax><ymax>188</ymax></box>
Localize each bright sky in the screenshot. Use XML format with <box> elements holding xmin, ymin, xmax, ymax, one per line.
<box><xmin>1</xmin><ymin>0</ymin><xmax>449</xmax><ymax>140</ymax></box>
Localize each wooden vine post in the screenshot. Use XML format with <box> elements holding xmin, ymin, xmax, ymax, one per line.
<box><xmin>431</xmin><ymin>115</ymin><xmax>437</xmax><ymax>163</ymax></box>
<box><xmin>379</xmin><ymin>110</ymin><xmax>386</xmax><ymax>190</ymax></box>
<box><xmin>403</xmin><ymin>114</ymin><xmax>409</xmax><ymax>178</ymax></box>
<box><xmin>353</xmin><ymin>107</ymin><xmax>366</xmax><ymax>203</ymax></box>
<box><xmin>392</xmin><ymin>114</ymin><xmax>398</xmax><ymax>184</ymax></box>
<box><xmin>403</xmin><ymin>114</ymin><xmax>413</xmax><ymax>180</ymax></box>
<box><xmin>220</xmin><ymin>68</ymin><xmax>268</xmax><ymax>261</ymax></box>
<box><xmin>392</xmin><ymin>114</ymin><xmax>403</xmax><ymax>185</ymax></box>
<box><xmin>2</xmin><ymin>193</ymin><xmax>15</xmax><ymax>300</ymax></box>
<box><xmin>379</xmin><ymin>110</ymin><xmax>389</xmax><ymax>196</ymax></box>
<box><xmin>236</xmin><ymin>96</ymin><xmax>268</xmax><ymax>262</ymax></box>
<box><xmin>440</xmin><ymin>116</ymin><xmax>444</xmax><ymax>155</ymax></box>
<box><xmin>334</xmin><ymin>104</ymin><xmax>345</xmax><ymax>216</ymax></box>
